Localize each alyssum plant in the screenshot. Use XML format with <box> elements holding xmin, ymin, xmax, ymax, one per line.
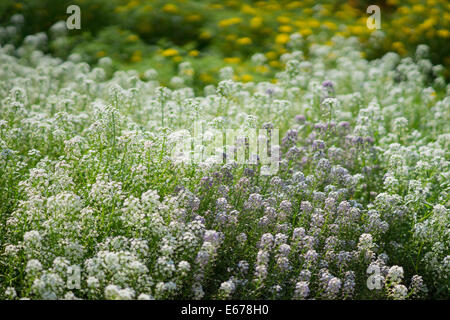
<box><xmin>0</xmin><ymin>23</ymin><xmax>448</xmax><ymax>300</ymax></box>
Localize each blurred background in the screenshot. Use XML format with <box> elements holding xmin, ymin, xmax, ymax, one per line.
<box><xmin>1</xmin><ymin>0</ymin><xmax>449</xmax><ymax>88</ymax></box>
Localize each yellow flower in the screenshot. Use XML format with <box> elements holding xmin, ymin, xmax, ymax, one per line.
<box><xmin>241</xmin><ymin>74</ymin><xmax>253</xmax><ymax>82</ymax></box>
<box><xmin>308</xmin><ymin>19</ymin><xmax>320</xmax><ymax>28</ymax></box>
<box><xmin>127</xmin><ymin>0</ymin><xmax>139</xmax><ymax>9</ymax></box>
<box><xmin>392</xmin><ymin>42</ymin><xmax>406</xmax><ymax>55</ymax></box>
<box><xmin>186</xmin><ymin>14</ymin><xmax>202</xmax><ymax>22</ymax></box>
<box><xmin>265</xmin><ymin>51</ymin><xmax>277</xmax><ymax>60</ymax></box>
<box><xmin>142</xmin><ymin>5</ymin><xmax>152</xmax><ymax>12</ymax></box>
<box><xmin>209</xmin><ymin>4</ymin><xmax>223</xmax><ymax>10</ymax></box>
<box><xmin>419</xmin><ymin>18</ymin><xmax>436</xmax><ymax>31</ymax></box>
<box><xmin>412</xmin><ymin>4</ymin><xmax>425</xmax><ymax>14</ymax></box>
<box><xmin>114</xmin><ymin>6</ymin><xmax>127</xmax><ymax>13</ymax></box>
<box><xmin>437</xmin><ymin>29</ymin><xmax>450</xmax><ymax>38</ymax></box>
<box><xmin>387</xmin><ymin>0</ymin><xmax>399</xmax><ymax>5</ymax></box>
<box><xmin>227</xmin><ymin>0</ymin><xmax>239</xmax><ymax>8</ymax></box>
<box><xmin>131</xmin><ymin>51</ymin><xmax>142</xmax><ymax>63</ymax></box>
<box><xmin>126</xmin><ymin>35</ymin><xmax>139</xmax><ymax>42</ymax></box>
<box><xmin>162</xmin><ymin>4</ymin><xmax>178</xmax><ymax>14</ymax></box>
<box><xmin>286</xmin><ymin>1</ymin><xmax>302</xmax><ymax>9</ymax></box>
<box><xmin>256</xmin><ymin>65</ymin><xmax>269</xmax><ymax>74</ymax></box>
<box><xmin>279</xmin><ymin>25</ymin><xmax>292</xmax><ymax>33</ymax></box>
<box><xmin>218</xmin><ymin>17</ymin><xmax>242</xmax><ymax>28</ymax></box>
<box><xmin>250</xmin><ymin>17</ymin><xmax>263</xmax><ymax>28</ymax></box>
<box><xmin>224</xmin><ymin>57</ymin><xmax>241</xmax><ymax>64</ymax></box>
<box><xmin>200</xmin><ymin>73</ymin><xmax>213</xmax><ymax>83</ymax></box>
<box><xmin>398</xmin><ymin>6</ymin><xmax>410</xmax><ymax>15</ymax></box>
<box><xmin>299</xmin><ymin>28</ymin><xmax>312</xmax><ymax>36</ymax></box>
<box><xmin>241</xmin><ymin>4</ymin><xmax>257</xmax><ymax>15</ymax></box>
<box><xmin>237</xmin><ymin>37</ymin><xmax>252</xmax><ymax>45</ymax></box>
<box><xmin>276</xmin><ymin>46</ymin><xmax>287</xmax><ymax>54</ymax></box>
<box><xmin>269</xmin><ymin>60</ymin><xmax>281</xmax><ymax>68</ymax></box>
<box><xmin>199</xmin><ymin>31</ymin><xmax>212</xmax><ymax>39</ymax></box>
<box><xmin>161</xmin><ymin>48</ymin><xmax>179</xmax><ymax>57</ymax></box>
<box><xmin>445</xmin><ymin>12</ymin><xmax>450</xmax><ymax>23</ymax></box>
<box><xmin>96</xmin><ymin>51</ymin><xmax>106</xmax><ymax>58</ymax></box>
<box><xmin>275</xmin><ymin>33</ymin><xmax>290</xmax><ymax>44</ymax></box>
<box><xmin>277</xmin><ymin>16</ymin><xmax>291</xmax><ymax>24</ymax></box>
<box><xmin>189</xmin><ymin>50</ymin><xmax>200</xmax><ymax>57</ymax></box>
<box><xmin>350</xmin><ymin>26</ymin><xmax>365</xmax><ymax>35</ymax></box>
<box><xmin>266</xmin><ymin>3</ymin><xmax>280</xmax><ymax>11</ymax></box>
<box><xmin>182</xmin><ymin>69</ymin><xmax>195</xmax><ymax>76</ymax></box>
<box><xmin>173</xmin><ymin>56</ymin><xmax>183</xmax><ymax>63</ymax></box>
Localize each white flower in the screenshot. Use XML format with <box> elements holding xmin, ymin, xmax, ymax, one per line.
<box><xmin>390</xmin><ymin>284</ymin><xmax>408</xmax><ymax>300</ymax></box>
<box><xmin>387</xmin><ymin>266</ymin><xmax>404</xmax><ymax>284</ymax></box>
<box><xmin>219</xmin><ymin>280</ymin><xmax>236</xmax><ymax>296</ymax></box>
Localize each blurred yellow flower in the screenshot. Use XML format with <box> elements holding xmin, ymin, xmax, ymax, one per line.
<box><xmin>241</xmin><ymin>4</ymin><xmax>257</xmax><ymax>15</ymax></box>
<box><xmin>96</xmin><ymin>51</ymin><xmax>106</xmax><ymax>58</ymax></box>
<box><xmin>186</xmin><ymin>14</ymin><xmax>202</xmax><ymax>22</ymax></box>
<box><xmin>182</xmin><ymin>68</ymin><xmax>195</xmax><ymax>76</ymax></box>
<box><xmin>224</xmin><ymin>57</ymin><xmax>241</xmax><ymax>64</ymax></box>
<box><xmin>392</xmin><ymin>42</ymin><xmax>406</xmax><ymax>55</ymax></box>
<box><xmin>131</xmin><ymin>50</ymin><xmax>142</xmax><ymax>63</ymax></box>
<box><xmin>218</xmin><ymin>17</ymin><xmax>242</xmax><ymax>28</ymax></box>
<box><xmin>265</xmin><ymin>51</ymin><xmax>277</xmax><ymax>60</ymax></box>
<box><xmin>126</xmin><ymin>35</ymin><xmax>139</xmax><ymax>42</ymax></box>
<box><xmin>127</xmin><ymin>1</ymin><xmax>139</xmax><ymax>9</ymax></box>
<box><xmin>162</xmin><ymin>48</ymin><xmax>179</xmax><ymax>57</ymax></box>
<box><xmin>299</xmin><ymin>28</ymin><xmax>312</xmax><ymax>36</ymax></box>
<box><xmin>437</xmin><ymin>29</ymin><xmax>450</xmax><ymax>38</ymax></box>
<box><xmin>412</xmin><ymin>4</ymin><xmax>426</xmax><ymax>14</ymax></box>
<box><xmin>256</xmin><ymin>65</ymin><xmax>269</xmax><ymax>73</ymax></box>
<box><xmin>269</xmin><ymin>60</ymin><xmax>281</xmax><ymax>68</ymax></box>
<box><xmin>420</xmin><ymin>18</ymin><xmax>436</xmax><ymax>30</ymax></box>
<box><xmin>199</xmin><ymin>31</ymin><xmax>212</xmax><ymax>39</ymax></box>
<box><xmin>142</xmin><ymin>5</ymin><xmax>152</xmax><ymax>12</ymax></box>
<box><xmin>199</xmin><ymin>73</ymin><xmax>213</xmax><ymax>83</ymax></box>
<box><xmin>275</xmin><ymin>33</ymin><xmax>290</xmax><ymax>44</ymax></box>
<box><xmin>189</xmin><ymin>50</ymin><xmax>200</xmax><ymax>57</ymax></box>
<box><xmin>173</xmin><ymin>56</ymin><xmax>183</xmax><ymax>63</ymax></box>
<box><xmin>237</xmin><ymin>37</ymin><xmax>252</xmax><ymax>45</ymax></box>
<box><xmin>308</xmin><ymin>19</ymin><xmax>320</xmax><ymax>29</ymax></box>
<box><xmin>250</xmin><ymin>17</ymin><xmax>263</xmax><ymax>28</ymax></box>
<box><xmin>387</xmin><ymin>0</ymin><xmax>399</xmax><ymax>5</ymax></box>
<box><xmin>114</xmin><ymin>6</ymin><xmax>127</xmax><ymax>13</ymax></box>
<box><xmin>209</xmin><ymin>4</ymin><xmax>223</xmax><ymax>10</ymax></box>
<box><xmin>277</xmin><ymin>16</ymin><xmax>290</xmax><ymax>24</ymax></box>
<box><xmin>241</xmin><ymin>74</ymin><xmax>253</xmax><ymax>82</ymax></box>
<box><xmin>279</xmin><ymin>25</ymin><xmax>293</xmax><ymax>33</ymax></box>
<box><xmin>286</xmin><ymin>1</ymin><xmax>302</xmax><ymax>9</ymax></box>
<box><xmin>162</xmin><ymin>3</ymin><xmax>178</xmax><ymax>14</ymax></box>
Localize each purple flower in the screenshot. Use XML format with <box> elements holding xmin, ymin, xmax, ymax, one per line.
<box><xmin>295</xmin><ymin>115</ymin><xmax>306</xmax><ymax>123</ymax></box>
<box><xmin>322</xmin><ymin>80</ymin><xmax>334</xmax><ymax>89</ymax></box>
